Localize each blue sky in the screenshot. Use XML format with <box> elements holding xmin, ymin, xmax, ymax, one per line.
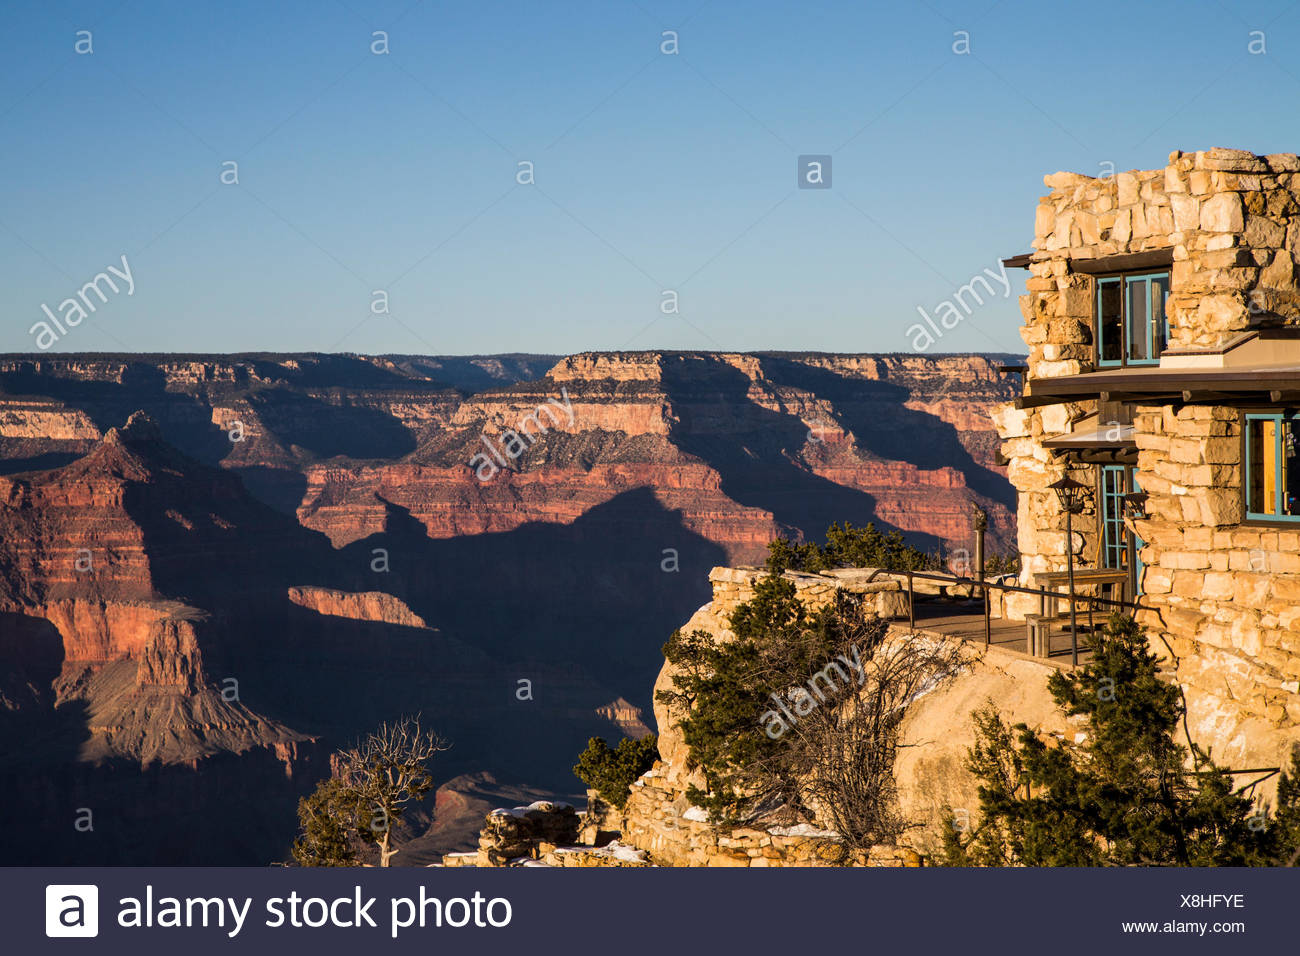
<box><xmin>3</xmin><ymin>0</ymin><xmax>1300</xmax><ymax>356</ymax></box>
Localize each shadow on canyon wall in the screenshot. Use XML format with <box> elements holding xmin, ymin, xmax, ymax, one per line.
<box><xmin>241</xmin><ymin>388</ymin><xmax>418</xmax><ymax>461</ymax></box>
<box><xmin>753</xmin><ymin>354</ymin><xmax>1016</xmax><ymax>511</ymax></box>
<box><xmin>331</xmin><ymin>487</ymin><xmax>724</xmax><ymax>721</ymax></box>
<box><xmin>123</xmin><ymin>467</ymin><xmax>722</xmax><ymax>792</ymax></box>
<box><xmin>658</xmin><ymin>353</ymin><xmax>944</xmax><ymax>553</ymax></box>
<box><xmin>0</xmin><ymin>362</ymin><xmax>423</xmax><ymax>469</ymax></box>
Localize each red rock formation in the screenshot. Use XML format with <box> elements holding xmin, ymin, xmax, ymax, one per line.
<box><xmin>287</xmin><ymin>585</ymin><xmax>428</xmax><ymax>628</ymax></box>
<box><xmin>293</xmin><ymin>351</ymin><xmax>1018</xmax><ymax>560</ymax></box>
<box><xmin>596</xmin><ymin>697</ymin><xmax>652</xmax><ymax>739</ymax></box>
<box><xmin>0</xmin><ymin>413</ymin><xmax>311</xmax><ymax>768</ymax></box>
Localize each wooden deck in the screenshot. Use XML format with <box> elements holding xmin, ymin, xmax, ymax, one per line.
<box><xmin>904</xmin><ymin>601</ymin><xmax>1096</xmax><ymax>668</ymax></box>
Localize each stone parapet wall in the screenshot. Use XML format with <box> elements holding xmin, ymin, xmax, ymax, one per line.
<box><xmin>621</xmin><ymin>764</ymin><xmax>920</xmax><ymax>866</ymax></box>
<box><xmin>706</xmin><ymin>565</ymin><xmax>908</xmax><ymax>617</ymax></box>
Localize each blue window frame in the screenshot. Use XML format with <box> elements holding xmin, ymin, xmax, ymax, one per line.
<box><xmin>1100</xmin><ymin>465</ymin><xmax>1128</xmax><ymax>569</ymax></box>
<box><xmin>1099</xmin><ymin>465</ymin><xmax>1145</xmax><ymax>597</ymax></box>
<box><xmin>1131</xmin><ymin>472</ymin><xmax>1144</xmax><ymax>592</ymax></box>
<box><xmin>1096</xmin><ymin>271</ymin><xmax>1169</xmax><ymax>367</ymax></box>
<box><xmin>1245</xmin><ymin>413</ymin><xmax>1300</xmax><ymax>521</ymax></box>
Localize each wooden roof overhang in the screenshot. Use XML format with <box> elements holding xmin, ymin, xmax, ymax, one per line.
<box><xmin>1039</xmin><ymin>413</ymin><xmax>1138</xmax><ymax>466</ymax></box>
<box><xmin>1017</xmin><ymin>366</ymin><xmax>1300</xmax><ymax>409</ymax></box>
<box><xmin>1000</xmin><ymin>249</ymin><xmax>1173</xmax><ymax>273</ymax></box>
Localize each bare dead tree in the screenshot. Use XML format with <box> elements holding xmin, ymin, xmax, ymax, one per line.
<box><xmin>786</xmin><ymin>631</ymin><xmax>965</xmax><ymax>854</ymax></box>
<box><xmin>660</xmin><ymin>583</ymin><xmax>964</xmax><ymax>852</ymax></box>
<box><xmin>335</xmin><ymin>715</ymin><xmax>451</xmax><ymax>867</ymax></box>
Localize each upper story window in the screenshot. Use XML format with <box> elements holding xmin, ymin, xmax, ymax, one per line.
<box><xmin>1096</xmin><ymin>271</ymin><xmax>1170</xmax><ymax>367</ymax></box>
<box><xmin>1246</xmin><ymin>412</ymin><xmax>1300</xmax><ymax>521</ymax></box>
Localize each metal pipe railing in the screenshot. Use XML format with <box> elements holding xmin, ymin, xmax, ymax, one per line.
<box><xmin>899</xmin><ymin>568</ymin><xmax>1146</xmax><ymax>668</ymax></box>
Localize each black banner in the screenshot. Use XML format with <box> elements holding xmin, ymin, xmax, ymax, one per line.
<box><xmin>9</xmin><ymin>866</ymin><xmax>1294</xmax><ymax>953</ymax></box>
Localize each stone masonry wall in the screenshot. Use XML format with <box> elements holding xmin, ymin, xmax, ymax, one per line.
<box><xmin>994</xmin><ymin>148</ymin><xmax>1300</xmax><ymax>770</ymax></box>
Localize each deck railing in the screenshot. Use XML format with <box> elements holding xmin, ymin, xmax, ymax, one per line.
<box><xmin>901</xmin><ymin>568</ymin><xmax>1147</xmax><ymax>668</ymax></box>
<box><xmin>899</xmin><ymin>569</ymin><xmax>1281</xmax><ymax>791</ymax></box>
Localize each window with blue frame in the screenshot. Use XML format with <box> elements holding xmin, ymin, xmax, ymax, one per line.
<box><xmin>1100</xmin><ymin>465</ymin><xmax>1128</xmax><ymax>568</ymax></box>
<box><xmin>1096</xmin><ymin>271</ymin><xmax>1169</xmax><ymax>366</ymax></box>
<box><xmin>1098</xmin><ymin>465</ymin><xmax>1145</xmax><ymax>597</ymax></box>
<box><xmin>1246</xmin><ymin>413</ymin><xmax>1300</xmax><ymax>521</ymax></box>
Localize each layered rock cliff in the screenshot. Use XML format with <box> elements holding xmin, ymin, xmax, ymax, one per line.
<box><xmin>291</xmin><ymin>351</ymin><xmax>1020</xmax><ymax>561</ymax></box>
<box><xmin>0</xmin><ymin>350</ymin><xmax>1019</xmax><ymax>558</ymax></box>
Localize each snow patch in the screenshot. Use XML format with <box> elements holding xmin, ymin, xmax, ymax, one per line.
<box><xmin>768</xmin><ymin>823</ymin><xmax>839</xmax><ymax>838</ymax></box>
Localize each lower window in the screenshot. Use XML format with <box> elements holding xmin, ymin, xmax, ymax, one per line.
<box><xmin>1245</xmin><ymin>413</ymin><xmax>1300</xmax><ymax>520</ymax></box>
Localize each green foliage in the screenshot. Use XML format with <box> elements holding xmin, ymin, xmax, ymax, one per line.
<box><xmin>1273</xmin><ymin>747</ymin><xmax>1300</xmax><ymax>866</ymax></box>
<box><xmin>984</xmin><ymin>552</ymin><xmax>1021</xmax><ymax>577</ymax></box>
<box><xmin>657</xmin><ymin>574</ymin><xmax>881</xmax><ymax>824</ymax></box>
<box><xmin>765</xmin><ymin>521</ymin><xmax>936</xmax><ymax>575</ymax></box>
<box><xmin>572</xmin><ymin>734</ymin><xmax>660</xmax><ymax>809</ymax></box>
<box><xmin>944</xmin><ymin>614</ymin><xmax>1300</xmax><ymax>867</ymax></box>
<box><xmin>292</xmin><ymin>777</ymin><xmax>362</xmax><ymax>867</ymax></box>
<box><xmin>292</xmin><ymin>716</ymin><xmax>448</xmax><ymax>867</ymax></box>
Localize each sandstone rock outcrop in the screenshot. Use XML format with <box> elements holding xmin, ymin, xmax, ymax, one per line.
<box><xmin>618</xmin><ymin>565</ymin><xmax>1067</xmax><ymax>866</ymax></box>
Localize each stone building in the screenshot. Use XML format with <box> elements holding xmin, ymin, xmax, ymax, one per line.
<box><xmin>994</xmin><ymin>147</ymin><xmax>1300</xmax><ymax>769</ymax></box>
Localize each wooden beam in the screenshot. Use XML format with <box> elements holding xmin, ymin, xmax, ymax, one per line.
<box><xmin>1015</xmin><ymin>393</ymin><xmax>1069</xmax><ymax>410</ymax></box>
<box><xmin>1098</xmin><ymin>392</ymin><xmax>1180</xmax><ymax>404</ymax></box>
<box><xmin>1069</xmin><ymin>249</ymin><xmax>1174</xmax><ymax>274</ymax></box>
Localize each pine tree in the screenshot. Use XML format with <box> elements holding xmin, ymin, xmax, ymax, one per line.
<box><xmin>292</xmin><ymin>777</ymin><xmax>362</xmax><ymax>867</ymax></box>
<box><xmin>573</xmin><ymin>734</ymin><xmax>659</xmax><ymax>809</ymax></box>
<box><xmin>945</xmin><ymin>615</ymin><xmax>1296</xmax><ymax>866</ymax></box>
<box><xmin>1270</xmin><ymin>747</ymin><xmax>1300</xmax><ymax>866</ymax></box>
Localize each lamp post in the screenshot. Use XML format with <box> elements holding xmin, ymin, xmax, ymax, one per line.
<box><xmin>1049</xmin><ymin>475</ymin><xmax>1089</xmax><ymax>668</ymax></box>
<box><xmin>1121</xmin><ymin>491</ymin><xmax>1149</xmax><ymax>603</ymax></box>
<box><xmin>972</xmin><ymin>503</ymin><xmax>990</xmax><ymax>646</ymax></box>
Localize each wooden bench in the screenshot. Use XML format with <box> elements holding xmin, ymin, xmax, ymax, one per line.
<box><xmin>1030</xmin><ymin>568</ymin><xmax>1128</xmax><ymax>620</ymax></box>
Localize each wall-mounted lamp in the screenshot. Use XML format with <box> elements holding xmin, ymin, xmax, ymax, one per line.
<box><xmin>1048</xmin><ymin>476</ymin><xmax>1089</xmax><ymax>515</ymax></box>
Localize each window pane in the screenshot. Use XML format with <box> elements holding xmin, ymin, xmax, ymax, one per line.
<box><xmin>1098</xmin><ymin>279</ymin><xmax>1122</xmax><ymax>363</ymax></box>
<box><xmin>1285</xmin><ymin>420</ymin><xmax>1300</xmax><ymax>517</ymax></box>
<box><xmin>1151</xmin><ymin>274</ymin><xmax>1170</xmax><ymax>356</ymax></box>
<box><xmin>1248</xmin><ymin>418</ymin><xmax>1279</xmax><ymax>515</ymax></box>
<box><xmin>1127</xmin><ymin>278</ymin><xmax>1150</xmax><ymax>361</ymax></box>
<box><xmin>1101</xmin><ymin>466</ymin><xmax>1127</xmax><ymax>569</ymax></box>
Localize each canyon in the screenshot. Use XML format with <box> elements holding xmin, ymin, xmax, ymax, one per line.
<box><xmin>0</xmin><ymin>349</ymin><xmax>1019</xmax><ymax>863</ymax></box>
